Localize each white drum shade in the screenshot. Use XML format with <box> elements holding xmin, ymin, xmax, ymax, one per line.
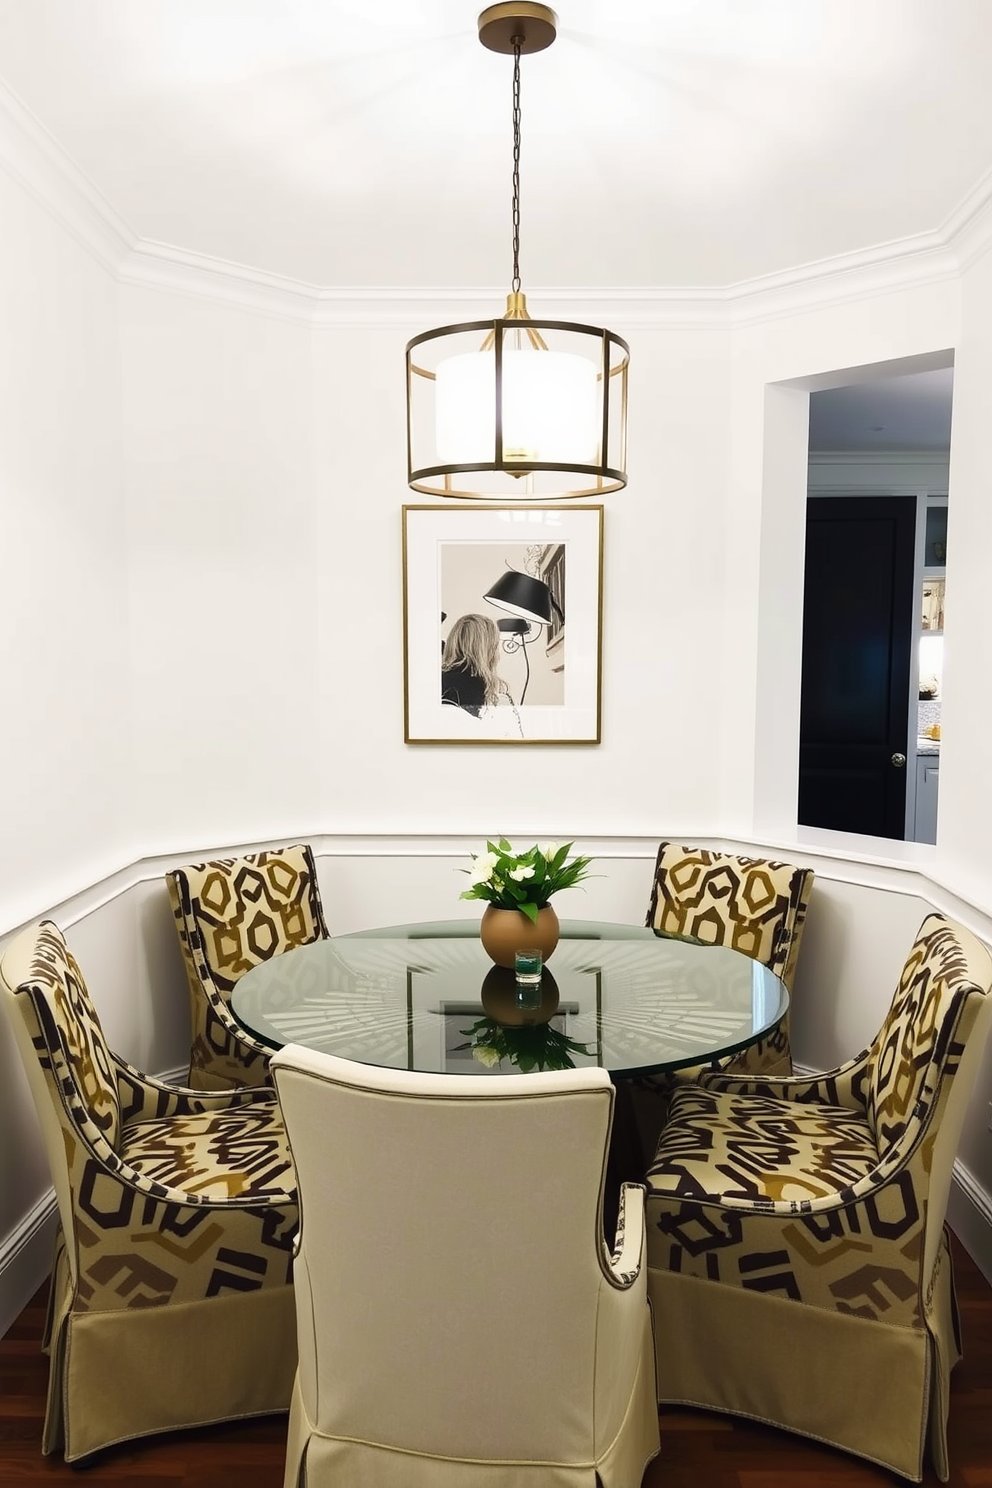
<box><xmin>435</xmin><ymin>347</ymin><xmax>598</xmax><ymax>466</ymax></box>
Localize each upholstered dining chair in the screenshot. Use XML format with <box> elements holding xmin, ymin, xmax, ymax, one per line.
<box><xmin>167</xmin><ymin>842</ymin><xmax>328</xmax><ymax>1090</ymax></box>
<box><xmin>0</xmin><ymin>920</ymin><xmax>299</xmax><ymax>1463</ymax></box>
<box><xmin>644</xmin><ymin>911</ymin><xmax>992</xmax><ymax>1483</ymax></box>
<box><xmin>270</xmin><ymin>1047</ymin><xmax>660</xmax><ymax>1488</ymax></box>
<box><xmin>646</xmin><ymin>842</ymin><xmax>814</xmax><ymax>1075</ymax></box>
<box><xmin>629</xmin><ymin>843</ymin><xmax>814</xmax><ymax>1162</ymax></box>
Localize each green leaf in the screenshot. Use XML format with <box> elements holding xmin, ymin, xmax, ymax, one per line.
<box><xmin>519</xmin><ymin>901</ymin><xmax>539</xmax><ymax>923</ymax></box>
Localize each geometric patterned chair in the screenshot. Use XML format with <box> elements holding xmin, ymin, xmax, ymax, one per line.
<box><xmin>628</xmin><ymin>844</ymin><xmax>815</xmax><ymax>1162</ymax></box>
<box><xmin>270</xmin><ymin>1047</ymin><xmax>661</xmax><ymax>1488</ymax></box>
<box><xmin>0</xmin><ymin>920</ymin><xmax>299</xmax><ymax>1463</ymax></box>
<box><xmin>167</xmin><ymin>843</ymin><xmax>328</xmax><ymax>1090</ymax></box>
<box><xmin>646</xmin><ymin>842</ymin><xmax>815</xmax><ymax>1076</ymax></box>
<box><xmin>644</xmin><ymin>912</ymin><xmax>992</xmax><ymax>1483</ymax></box>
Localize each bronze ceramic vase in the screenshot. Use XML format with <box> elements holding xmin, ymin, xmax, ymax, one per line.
<box><xmin>479</xmin><ymin>903</ymin><xmax>560</xmax><ymax>969</ymax></box>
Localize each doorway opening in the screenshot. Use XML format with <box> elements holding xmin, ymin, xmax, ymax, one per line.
<box><xmin>799</xmin><ymin>363</ymin><xmax>953</xmax><ymax>842</ymax></box>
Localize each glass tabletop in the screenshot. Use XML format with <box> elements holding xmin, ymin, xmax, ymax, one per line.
<box><xmin>231</xmin><ymin>919</ymin><xmax>788</xmax><ymax>1078</ymax></box>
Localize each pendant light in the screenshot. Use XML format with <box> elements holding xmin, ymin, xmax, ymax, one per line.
<box><xmin>405</xmin><ymin>4</ymin><xmax>629</xmax><ymax>501</ymax></box>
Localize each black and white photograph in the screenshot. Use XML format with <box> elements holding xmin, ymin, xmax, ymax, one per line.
<box><xmin>403</xmin><ymin>505</ymin><xmax>602</xmax><ymax>744</ymax></box>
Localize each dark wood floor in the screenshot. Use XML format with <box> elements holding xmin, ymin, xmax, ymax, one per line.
<box><xmin>2</xmin><ymin>1232</ymin><xmax>989</xmax><ymax>1486</ymax></box>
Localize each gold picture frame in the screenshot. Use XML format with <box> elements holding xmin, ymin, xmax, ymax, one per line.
<box><xmin>402</xmin><ymin>504</ymin><xmax>603</xmax><ymax>744</ymax></box>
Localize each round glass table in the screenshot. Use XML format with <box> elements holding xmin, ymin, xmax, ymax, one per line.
<box><xmin>232</xmin><ymin>919</ymin><xmax>788</xmax><ymax>1078</ymax></box>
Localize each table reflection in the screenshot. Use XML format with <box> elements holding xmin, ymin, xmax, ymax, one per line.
<box><xmin>450</xmin><ymin>966</ymin><xmax>595</xmax><ymax>1072</ymax></box>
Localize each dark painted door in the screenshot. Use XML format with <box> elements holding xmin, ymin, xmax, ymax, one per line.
<box><xmin>798</xmin><ymin>495</ymin><xmax>916</xmax><ymax>838</ymax></box>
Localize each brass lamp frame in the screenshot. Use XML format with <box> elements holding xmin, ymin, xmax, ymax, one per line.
<box><xmin>406</xmin><ymin>297</ymin><xmax>629</xmax><ymax>500</ymax></box>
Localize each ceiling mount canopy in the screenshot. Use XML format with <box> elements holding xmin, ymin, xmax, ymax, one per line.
<box><xmin>405</xmin><ymin>4</ymin><xmax>629</xmax><ymax>502</ymax></box>
<box><xmin>478</xmin><ymin>2</ymin><xmax>558</xmax><ymax>54</ymax></box>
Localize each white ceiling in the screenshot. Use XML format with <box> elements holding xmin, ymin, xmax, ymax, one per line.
<box><xmin>1</xmin><ymin>0</ymin><xmax>991</xmax><ymax>292</ymax></box>
<box><xmin>809</xmin><ymin>367</ymin><xmax>954</xmax><ymax>453</ymax></box>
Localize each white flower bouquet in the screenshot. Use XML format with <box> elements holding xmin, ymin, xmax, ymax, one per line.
<box><xmin>459</xmin><ymin>838</ymin><xmax>593</xmax><ymax>924</ymax></box>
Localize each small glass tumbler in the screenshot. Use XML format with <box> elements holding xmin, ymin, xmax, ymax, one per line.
<box><xmin>514</xmin><ymin>948</ymin><xmax>543</xmax><ymax>988</ymax></box>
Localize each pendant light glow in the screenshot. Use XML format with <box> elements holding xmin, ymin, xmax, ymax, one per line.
<box><xmin>435</xmin><ymin>346</ymin><xmax>599</xmax><ymax>465</ymax></box>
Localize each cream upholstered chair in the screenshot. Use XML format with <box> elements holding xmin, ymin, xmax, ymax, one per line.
<box><xmin>270</xmin><ymin>1047</ymin><xmax>660</xmax><ymax>1488</ymax></box>
<box><xmin>0</xmin><ymin>920</ymin><xmax>299</xmax><ymax>1463</ymax></box>
<box><xmin>167</xmin><ymin>843</ymin><xmax>328</xmax><ymax>1090</ymax></box>
<box><xmin>646</xmin><ymin>842</ymin><xmax>814</xmax><ymax>1075</ymax></box>
<box><xmin>644</xmin><ymin>912</ymin><xmax>992</xmax><ymax>1483</ymax></box>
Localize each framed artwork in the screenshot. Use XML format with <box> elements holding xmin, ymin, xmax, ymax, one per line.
<box><xmin>402</xmin><ymin>504</ymin><xmax>603</xmax><ymax>744</ymax></box>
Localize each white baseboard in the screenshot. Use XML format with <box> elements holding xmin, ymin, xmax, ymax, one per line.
<box><xmin>947</xmin><ymin>1159</ymin><xmax>992</xmax><ymax>1285</ymax></box>
<box><xmin>0</xmin><ymin>1189</ymin><xmax>59</xmax><ymax>1339</ymax></box>
<box><xmin>0</xmin><ymin>1064</ymin><xmax>200</xmax><ymax>1341</ymax></box>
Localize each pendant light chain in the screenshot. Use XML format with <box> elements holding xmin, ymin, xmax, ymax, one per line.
<box><xmin>511</xmin><ymin>35</ymin><xmax>522</xmax><ymax>293</ymax></box>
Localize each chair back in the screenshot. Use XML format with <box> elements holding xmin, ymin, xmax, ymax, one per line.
<box><xmin>167</xmin><ymin>843</ymin><xmax>328</xmax><ymax>1002</ymax></box>
<box><xmin>862</xmin><ymin>910</ymin><xmax>992</xmax><ymax>1178</ymax></box>
<box><xmin>0</xmin><ymin>921</ymin><xmax>122</xmax><ymax>1284</ymax></box>
<box><xmin>1</xmin><ymin>920</ymin><xmax>121</xmax><ymax>1145</ymax></box>
<box><xmin>646</xmin><ymin>842</ymin><xmax>813</xmax><ymax>991</ymax></box>
<box><xmin>271</xmin><ymin>1048</ymin><xmax>617</xmax><ymax>1467</ymax></box>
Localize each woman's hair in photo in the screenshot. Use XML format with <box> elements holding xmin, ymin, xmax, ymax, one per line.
<box><xmin>442</xmin><ymin>613</ymin><xmax>504</xmax><ymax>706</ymax></box>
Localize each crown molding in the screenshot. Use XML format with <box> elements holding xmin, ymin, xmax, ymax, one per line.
<box><xmin>116</xmin><ymin>239</ymin><xmax>321</xmax><ymax>326</ymax></box>
<box><xmin>113</xmin><ymin>256</ymin><xmax>735</xmax><ymax>330</ymax></box>
<box><xmin>938</xmin><ymin>163</ymin><xmax>992</xmax><ymax>273</ymax></box>
<box><xmin>112</xmin><ymin>250</ymin><xmax>965</xmax><ymax>333</ymax></box>
<box><xmin>725</xmin><ymin>246</ymin><xmax>962</xmax><ymax>328</ymax></box>
<box><xmin>4</xmin><ymin>68</ymin><xmax>992</xmax><ymax>324</ymax></box>
<box><xmin>808</xmin><ymin>451</ymin><xmax>950</xmax><ymax>467</ymax></box>
<box><xmin>0</xmin><ymin>77</ymin><xmax>133</xmax><ymax>275</ymax></box>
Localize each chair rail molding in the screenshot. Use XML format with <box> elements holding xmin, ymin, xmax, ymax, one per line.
<box><xmin>3</xmin><ymin>831</ymin><xmax>992</xmax><ymax>943</ymax></box>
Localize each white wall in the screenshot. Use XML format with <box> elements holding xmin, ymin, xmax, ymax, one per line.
<box><xmin>120</xmin><ymin>287</ymin><xmax>322</xmax><ymax>856</ymax></box>
<box><xmin>936</xmin><ymin>247</ymin><xmax>992</xmax><ymax>911</ymax></box>
<box><xmin>312</xmin><ymin>317</ymin><xmax>733</xmax><ymax>839</ymax></box>
<box><xmin>0</xmin><ymin>161</ymin><xmax>129</xmax><ymax>1326</ymax></box>
<box><xmin>0</xmin><ymin>169</ymin><xmax>129</xmax><ymax>929</ymax></box>
<box><xmin>726</xmin><ymin>281</ymin><xmax>960</xmax><ymax>842</ymax></box>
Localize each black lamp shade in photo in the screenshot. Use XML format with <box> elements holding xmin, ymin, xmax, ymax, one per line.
<box><xmin>484</xmin><ymin>570</ymin><xmax>558</xmax><ymax>626</ymax></box>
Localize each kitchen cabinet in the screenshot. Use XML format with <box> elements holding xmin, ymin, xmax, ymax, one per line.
<box><xmin>921</xmin><ymin>577</ymin><xmax>944</xmax><ymax>633</ymax></box>
<box><xmin>915</xmin><ymin>754</ymin><xmax>939</xmax><ymax>844</ymax></box>
<box><xmin>924</xmin><ymin>503</ymin><xmax>947</xmax><ymax>567</ymax></box>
